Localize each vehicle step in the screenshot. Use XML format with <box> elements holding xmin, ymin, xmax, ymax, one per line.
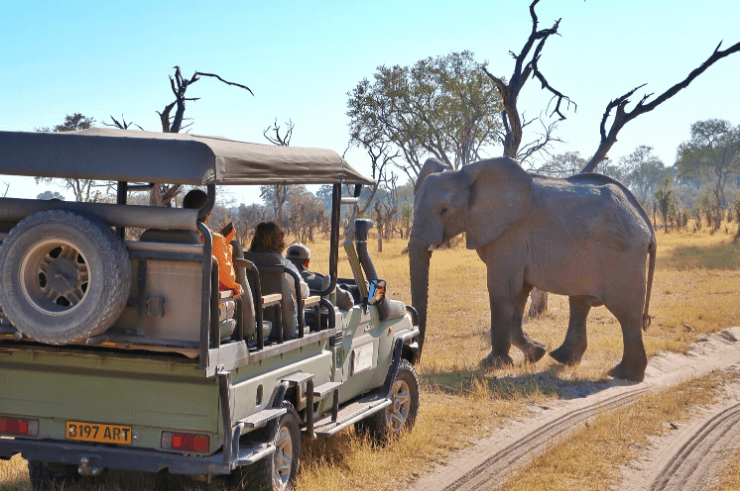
<box><xmin>313</xmin><ymin>395</ymin><xmax>391</xmax><ymax>437</ymax></box>
<box><xmin>239</xmin><ymin>407</ymin><xmax>287</xmax><ymax>428</ymax></box>
<box><xmin>313</xmin><ymin>381</ymin><xmax>343</xmax><ymax>397</ymax></box>
<box><xmin>281</xmin><ymin>372</ymin><xmax>315</xmax><ymax>385</ymax></box>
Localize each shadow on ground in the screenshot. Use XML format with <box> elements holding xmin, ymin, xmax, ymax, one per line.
<box><xmin>422</xmin><ymin>366</ymin><xmax>638</xmax><ymax>401</ymax></box>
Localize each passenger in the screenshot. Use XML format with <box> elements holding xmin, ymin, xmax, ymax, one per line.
<box><xmin>285</xmin><ymin>243</ymin><xmax>355</xmax><ymax>310</ymax></box>
<box><xmin>183</xmin><ymin>189</ymin><xmax>243</xmax><ymax>296</ymax></box>
<box><xmin>249</xmin><ymin>222</ymin><xmax>310</xmax><ymax>316</ymax></box>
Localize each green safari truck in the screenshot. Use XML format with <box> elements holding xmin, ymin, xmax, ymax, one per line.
<box><xmin>0</xmin><ymin>129</ymin><xmax>421</xmax><ymax>490</ymax></box>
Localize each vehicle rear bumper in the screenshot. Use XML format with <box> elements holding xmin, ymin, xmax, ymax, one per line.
<box><xmin>0</xmin><ymin>437</ymin><xmax>270</xmax><ymax>475</ymax></box>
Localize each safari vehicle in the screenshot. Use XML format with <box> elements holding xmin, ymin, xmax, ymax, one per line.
<box><xmin>0</xmin><ymin>129</ymin><xmax>421</xmax><ymax>490</ymax></box>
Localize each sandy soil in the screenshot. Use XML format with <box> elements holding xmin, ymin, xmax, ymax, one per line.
<box><xmin>404</xmin><ymin>327</ymin><xmax>740</xmax><ymax>491</ymax></box>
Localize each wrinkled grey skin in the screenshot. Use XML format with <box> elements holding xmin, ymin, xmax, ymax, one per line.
<box><xmin>409</xmin><ymin>157</ymin><xmax>657</xmax><ymax>382</ymax></box>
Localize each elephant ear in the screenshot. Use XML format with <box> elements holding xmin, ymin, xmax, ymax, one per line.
<box><xmin>461</xmin><ymin>158</ymin><xmax>533</xmax><ymax>250</ymax></box>
<box><xmin>415</xmin><ymin>157</ymin><xmax>453</xmax><ymax>195</ymax></box>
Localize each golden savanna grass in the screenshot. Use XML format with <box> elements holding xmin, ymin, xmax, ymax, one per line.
<box><xmin>1</xmin><ymin>221</ymin><xmax>739</xmax><ymax>491</ymax></box>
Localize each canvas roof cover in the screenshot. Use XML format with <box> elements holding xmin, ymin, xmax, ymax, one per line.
<box><xmin>0</xmin><ymin>128</ymin><xmax>374</xmax><ymax>186</ymax></box>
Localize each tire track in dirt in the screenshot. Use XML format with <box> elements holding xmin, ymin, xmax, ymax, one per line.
<box><xmin>647</xmin><ymin>400</ymin><xmax>740</xmax><ymax>490</ymax></box>
<box><xmin>405</xmin><ymin>327</ymin><xmax>740</xmax><ymax>491</ymax></box>
<box><xmin>439</xmin><ymin>387</ymin><xmax>650</xmax><ymax>491</ymax></box>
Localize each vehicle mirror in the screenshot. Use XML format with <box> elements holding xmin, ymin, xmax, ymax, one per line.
<box><xmin>367</xmin><ymin>279</ymin><xmax>386</xmax><ymax>306</ymax></box>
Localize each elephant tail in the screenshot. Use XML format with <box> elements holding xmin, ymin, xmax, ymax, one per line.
<box><xmin>642</xmin><ymin>239</ymin><xmax>657</xmax><ymax>331</ymax></box>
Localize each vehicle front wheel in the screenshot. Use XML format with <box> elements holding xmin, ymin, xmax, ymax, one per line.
<box><xmin>233</xmin><ymin>402</ymin><xmax>301</xmax><ymax>491</ymax></box>
<box><xmin>355</xmin><ymin>359</ymin><xmax>420</xmax><ymax>444</ymax></box>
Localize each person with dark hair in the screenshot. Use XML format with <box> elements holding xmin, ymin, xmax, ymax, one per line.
<box><xmin>286</xmin><ymin>243</ymin><xmax>354</xmax><ymax>310</ymax></box>
<box><xmin>249</xmin><ymin>222</ymin><xmax>309</xmax><ymax>313</ymax></box>
<box><xmin>183</xmin><ymin>189</ymin><xmax>243</xmax><ymax>295</ymax></box>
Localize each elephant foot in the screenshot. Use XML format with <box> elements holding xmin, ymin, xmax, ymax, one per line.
<box><xmin>480</xmin><ymin>353</ymin><xmax>513</xmax><ymax>370</ymax></box>
<box><xmin>607</xmin><ymin>361</ymin><xmax>646</xmax><ymax>383</ymax></box>
<box><xmin>522</xmin><ymin>342</ymin><xmax>547</xmax><ymax>364</ymax></box>
<box><xmin>549</xmin><ymin>345</ymin><xmax>584</xmax><ymax>366</ymax></box>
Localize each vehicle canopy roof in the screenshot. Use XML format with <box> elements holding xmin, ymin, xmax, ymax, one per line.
<box><xmin>0</xmin><ymin>128</ymin><xmax>374</xmax><ymax>186</ymax></box>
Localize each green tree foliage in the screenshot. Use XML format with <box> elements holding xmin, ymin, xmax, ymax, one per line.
<box><xmin>676</xmin><ymin>119</ymin><xmax>740</xmax><ymax>221</ymax></box>
<box><xmin>36</xmin><ymin>191</ymin><xmax>65</xmax><ymax>200</ymax></box>
<box><xmin>347</xmin><ymin>51</ymin><xmax>503</xmax><ymax>181</ymax></box>
<box><xmin>654</xmin><ymin>177</ymin><xmax>675</xmax><ymax>233</ymax></box>
<box><xmin>620</xmin><ymin>146</ymin><xmax>671</xmax><ymax>209</ymax></box>
<box><xmin>34</xmin><ymin>113</ymin><xmax>113</xmax><ymax>202</ymax></box>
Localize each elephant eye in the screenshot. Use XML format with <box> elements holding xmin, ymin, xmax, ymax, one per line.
<box><xmin>440</xmin><ymin>207</ymin><xmax>448</xmax><ymax>216</ymax></box>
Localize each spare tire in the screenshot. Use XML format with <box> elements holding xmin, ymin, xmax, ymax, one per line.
<box><xmin>0</xmin><ymin>209</ymin><xmax>131</xmax><ymax>344</ymax></box>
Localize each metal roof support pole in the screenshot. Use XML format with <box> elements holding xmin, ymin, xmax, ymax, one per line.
<box><xmin>116</xmin><ymin>181</ymin><xmax>128</xmax><ymax>240</ymax></box>
<box><xmin>318</xmin><ymin>183</ymin><xmax>340</xmax><ymax>298</ymax></box>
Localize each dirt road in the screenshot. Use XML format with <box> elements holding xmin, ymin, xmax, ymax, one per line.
<box><xmin>405</xmin><ymin>327</ymin><xmax>740</xmax><ymax>491</ymax></box>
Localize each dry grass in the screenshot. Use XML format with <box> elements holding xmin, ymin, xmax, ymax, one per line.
<box><xmin>715</xmin><ymin>446</ymin><xmax>740</xmax><ymax>491</ymax></box>
<box><xmin>495</xmin><ymin>370</ymin><xmax>737</xmax><ymax>491</ymax></box>
<box><xmin>2</xmin><ymin>223</ymin><xmax>739</xmax><ymax>490</ymax></box>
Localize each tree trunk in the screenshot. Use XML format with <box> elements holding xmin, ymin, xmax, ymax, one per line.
<box><xmin>652</xmin><ymin>202</ymin><xmax>658</xmax><ymax>228</ymax></box>
<box><xmin>528</xmin><ymin>289</ymin><xmax>549</xmax><ymax>319</ymax></box>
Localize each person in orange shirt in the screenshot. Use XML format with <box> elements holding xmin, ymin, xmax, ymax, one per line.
<box><xmin>183</xmin><ymin>189</ymin><xmax>243</xmax><ymax>296</ymax></box>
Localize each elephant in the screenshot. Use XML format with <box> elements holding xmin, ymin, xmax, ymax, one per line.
<box><xmin>409</xmin><ymin>157</ymin><xmax>656</xmax><ymax>382</ymax></box>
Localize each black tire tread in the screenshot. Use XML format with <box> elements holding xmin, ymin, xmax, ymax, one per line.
<box><xmin>0</xmin><ymin>209</ymin><xmax>131</xmax><ymax>344</ymax></box>
<box><xmin>234</xmin><ymin>402</ymin><xmax>300</xmax><ymax>491</ymax></box>
<box><xmin>28</xmin><ymin>461</ymin><xmax>78</xmax><ymax>491</ymax></box>
<box><xmin>355</xmin><ymin>359</ymin><xmax>420</xmax><ymax>444</ymax></box>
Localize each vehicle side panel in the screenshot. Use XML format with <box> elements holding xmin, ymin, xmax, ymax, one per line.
<box><xmin>0</xmin><ymin>347</ymin><xmax>219</xmax><ymax>453</ymax></box>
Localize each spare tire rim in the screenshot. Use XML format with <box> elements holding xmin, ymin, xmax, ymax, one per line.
<box><xmin>20</xmin><ymin>239</ymin><xmax>90</xmax><ymax>315</ymax></box>
<box><xmin>387</xmin><ymin>378</ymin><xmax>412</xmax><ymax>432</ymax></box>
<box><xmin>273</xmin><ymin>425</ymin><xmax>293</xmax><ymax>490</ymax></box>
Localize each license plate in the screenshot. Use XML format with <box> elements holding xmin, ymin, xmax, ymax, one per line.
<box><xmin>66</xmin><ymin>421</ymin><xmax>132</xmax><ymax>445</ymax></box>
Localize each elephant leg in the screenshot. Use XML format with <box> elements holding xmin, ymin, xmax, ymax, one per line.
<box><xmin>481</xmin><ymin>296</ymin><xmax>515</xmax><ymax>369</ymax></box>
<box><xmin>606</xmin><ymin>306</ymin><xmax>648</xmax><ymax>383</ymax></box>
<box><xmin>550</xmin><ymin>296</ymin><xmax>592</xmax><ymax>366</ymax></box>
<box><xmin>509</xmin><ymin>285</ymin><xmax>547</xmax><ymax>363</ymax></box>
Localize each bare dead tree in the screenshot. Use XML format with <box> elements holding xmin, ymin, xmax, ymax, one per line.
<box><xmin>373</xmin><ymin>171</ymin><xmax>400</xmax><ymax>253</ymax></box>
<box><xmin>342</xmin><ymin>139</ymin><xmax>398</xmax><ymax>241</ymax></box>
<box><xmin>517</xmin><ymin>115</ymin><xmax>563</xmax><ymax>165</ymax></box>
<box><xmin>263</xmin><ymin>119</ymin><xmax>294</xmax><ymax>228</ymax></box>
<box><xmin>147</xmin><ymin>66</ymin><xmax>253</xmax><ymax>207</ymax></box>
<box><xmin>582</xmin><ymin>40</ymin><xmax>740</xmax><ymax>173</ymax></box>
<box><xmin>356</xmin><ymin>141</ymin><xmax>398</xmax><ymax>217</ymax></box>
<box><xmin>103</xmin><ymin>115</ymin><xmax>144</xmax><ymax>131</ymax></box>
<box><xmin>160</xmin><ymin>66</ymin><xmax>254</xmax><ymax>134</ymax></box>
<box><xmin>482</xmin><ymin>0</ymin><xmax>576</xmax><ymax>315</ymax></box>
<box><xmin>482</xmin><ymin>0</ymin><xmax>575</xmax><ymax>160</ymax></box>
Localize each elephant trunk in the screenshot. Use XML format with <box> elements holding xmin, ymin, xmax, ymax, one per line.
<box><xmin>409</xmin><ymin>240</ymin><xmax>432</xmax><ymax>360</ymax></box>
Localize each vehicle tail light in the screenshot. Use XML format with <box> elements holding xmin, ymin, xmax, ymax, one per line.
<box><xmin>161</xmin><ymin>431</ymin><xmax>210</xmax><ymax>453</ymax></box>
<box><xmin>0</xmin><ymin>417</ymin><xmax>39</xmax><ymax>436</ymax></box>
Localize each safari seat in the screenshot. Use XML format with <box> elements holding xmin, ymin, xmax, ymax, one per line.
<box><xmin>231</xmin><ymin>242</ymin><xmax>272</xmax><ymax>341</ymax></box>
<box><xmin>242</xmin><ymin>251</ymin><xmax>301</xmax><ymax>340</ymax></box>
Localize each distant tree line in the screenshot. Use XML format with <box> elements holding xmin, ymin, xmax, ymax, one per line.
<box><xmin>531</xmin><ymin>118</ymin><xmax>740</xmax><ymax>238</ymax></box>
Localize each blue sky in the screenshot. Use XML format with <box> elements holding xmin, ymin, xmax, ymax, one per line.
<box><xmin>1</xmin><ymin>0</ymin><xmax>738</xmax><ymax>203</ymax></box>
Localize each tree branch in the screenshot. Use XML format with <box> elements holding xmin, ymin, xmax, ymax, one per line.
<box><xmin>482</xmin><ymin>1</ymin><xmax>570</xmax><ymax>159</ymax></box>
<box><xmin>194</xmin><ymin>72</ymin><xmax>254</xmax><ymax>96</ymax></box>
<box><xmin>582</xmin><ymin>40</ymin><xmax>740</xmax><ymax>173</ymax></box>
